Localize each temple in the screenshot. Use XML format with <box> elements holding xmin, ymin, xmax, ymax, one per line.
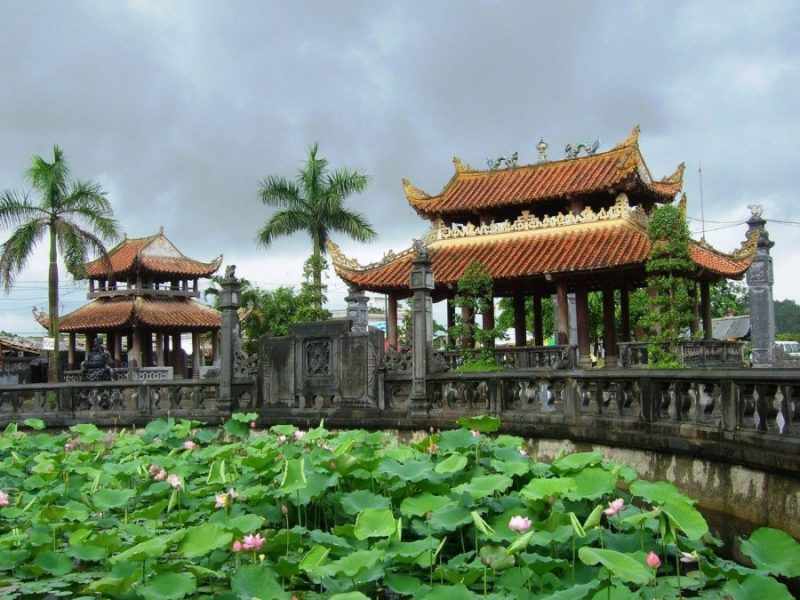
<box><xmin>330</xmin><ymin>126</ymin><xmax>759</xmax><ymax>365</ymax></box>
<box><xmin>38</xmin><ymin>229</ymin><xmax>222</xmax><ymax>377</ymax></box>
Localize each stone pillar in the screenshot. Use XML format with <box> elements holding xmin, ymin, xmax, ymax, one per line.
<box><xmin>156</xmin><ymin>333</ymin><xmax>164</xmax><ymax>366</ymax></box>
<box><xmin>575</xmin><ymin>284</ymin><xmax>591</xmax><ymax>367</ymax></box>
<box><xmin>700</xmin><ymin>280</ymin><xmax>712</xmax><ymax>341</ymax></box>
<box><xmin>68</xmin><ymin>333</ymin><xmax>76</xmax><ymax>369</ymax></box>
<box><xmin>620</xmin><ymin>284</ymin><xmax>631</xmax><ymax>342</ymax></box>
<box><xmin>745</xmin><ymin>208</ymin><xmax>776</xmax><ymax>367</ymax></box>
<box><xmin>387</xmin><ymin>293</ymin><xmax>399</xmax><ymax>349</ymax></box>
<box><xmin>345</xmin><ymin>288</ymin><xmax>370</xmax><ymax>333</ymax></box>
<box><xmin>211</xmin><ymin>331</ymin><xmax>219</xmax><ymax>364</ymax></box>
<box><xmin>533</xmin><ymin>293</ymin><xmax>544</xmax><ymax>346</ymax></box>
<box><xmin>602</xmin><ymin>283</ymin><xmax>617</xmax><ymax>364</ymax></box>
<box><xmin>219</xmin><ymin>267</ymin><xmax>241</xmax><ymax>410</ymax></box>
<box><xmin>129</xmin><ymin>328</ymin><xmax>141</xmax><ymax>369</ymax></box>
<box><xmin>555</xmin><ymin>281</ymin><xmax>569</xmax><ymax>345</ymax></box>
<box><xmin>172</xmin><ymin>333</ymin><xmax>182</xmax><ymax>374</ymax></box>
<box><xmin>409</xmin><ymin>247</ymin><xmax>434</xmax><ymax>411</ymax></box>
<box><xmin>192</xmin><ymin>331</ymin><xmax>201</xmax><ymax>378</ymax></box>
<box><xmin>513</xmin><ymin>293</ymin><xmax>526</xmax><ymax>347</ymax></box>
<box><xmin>113</xmin><ymin>333</ymin><xmax>122</xmax><ymax>368</ymax></box>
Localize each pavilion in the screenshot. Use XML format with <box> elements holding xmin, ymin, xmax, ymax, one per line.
<box><xmin>38</xmin><ymin>228</ymin><xmax>222</xmax><ymax>377</ymax></box>
<box><xmin>329</xmin><ymin>126</ymin><xmax>759</xmax><ymax>365</ymax></box>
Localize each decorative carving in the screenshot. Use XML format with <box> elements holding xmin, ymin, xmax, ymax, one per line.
<box><xmin>613</xmin><ymin>124</ymin><xmax>641</xmax><ymax>150</ymax></box>
<box><xmin>327</xmin><ymin>239</ymin><xmax>417</xmax><ymax>272</ymax></box>
<box><xmin>81</xmin><ymin>338</ymin><xmax>115</xmax><ymax>382</ymax></box>
<box><xmin>305</xmin><ymin>339</ymin><xmax>331</xmax><ymax>376</ymax></box>
<box><xmin>536</xmin><ymin>138</ymin><xmax>548</xmax><ymax>163</ymax></box>
<box><xmin>660</xmin><ymin>162</ymin><xmax>685</xmax><ymax>186</ymax></box>
<box><xmin>224</xmin><ymin>264</ymin><xmax>236</xmax><ymax>279</ymax></box>
<box><xmin>402</xmin><ymin>178</ymin><xmax>430</xmax><ymax>201</ymax></box>
<box><xmin>564</xmin><ymin>140</ymin><xmax>600</xmax><ymax>159</ymax></box>
<box><xmin>413</xmin><ymin>238</ymin><xmax>429</xmax><ymax>260</ymax></box>
<box><xmin>748</xmin><ymin>204</ymin><xmax>763</xmax><ymax>219</ymax></box>
<box><xmin>453</xmin><ymin>156</ymin><xmax>474</xmax><ymax>173</ymax></box>
<box><xmin>486</xmin><ymin>152</ymin><xmax>518</xmax><ymax>170</ymax></box>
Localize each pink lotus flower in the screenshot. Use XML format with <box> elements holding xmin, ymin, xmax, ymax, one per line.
<box><xmin>519</xmin><ymin>448</ymin><xmax>528</xmax><ymax>457</ymax></box>
<box><xmin>646</xmin><ymin>551</ymin><xmax>661</xmax><ymax>569</ymax></box>
<box><xmin>508</xmin><ymin>515</ymin><xmax>532</xmax><ymax>533</ymax></box>
<box><xmin>229</xmin><ymin>488</ymin><xmax>238</xmax><ymax>499</ymax></box>
<box><xmin>277</xmin><ymin>434</ymin><xmax>287</xmax><ymax>444</ymax></box>
<box><xmin>183</xmin><ymin>440</ymin><xmax>196</xmax><ymax>451</ymax></box>
<box><xmin>148</xmin><ymin>464</ymin><xmax>161</xmax><ymax>477</ymax></box>
<box><xmin>0</xmin><ymin>490</ymin><xmax>9</xmax><ymax>507</ymax></box>
<box><xmin>232</xmin><ymin>540</ymin><xmax>243</xmax><ymax>552</ymax></box>
<box><xmin>242</xmin><ymin>533</ymin><xmax>265</xmax><ymax>551</ymax></box>
<box><xmin>153</xmin><ymin>468</ymin><xmax>167</xmax><ymax>481</ymax></box>
<box><xmin>250</xmin><ymin>420</ymin><xmax>257</xmax><ymax>429</ymax></box>
<box><xmin>167</xmin><ymin>474</ymin><xmax>182</xmax><ymax>489</ymax></box>
<box><xmin>64</xmin><ymin>440</ymin><xmax>76</xmax><ymax>452</ymax></box>
<box><xmin>470</xmin><ymin>429</ymin><xmax>480</xmax><ymax>438</ymax></box>
<box><xmin>293</xmin><ymin>430</ymin><xmax>305</xmax><ymax>441</ymax></box>
<box><xmin>680</xmin><ymin>550</ymin><xmax>698</xmax><ymax>564</ymax></box>
<box><xmin>280</xmin><ymin>504</ymin><xmax>289</xmax><ymax>515</ymax></box>
<box><xmin>604</xmin><ymin>498</ymin><xmax>625</xmax><ymax>516</ymax></box>
<box><xmin>215</xmin><ymin>493</ymin><xmax>230</xmax><ymax>508</ymax></box>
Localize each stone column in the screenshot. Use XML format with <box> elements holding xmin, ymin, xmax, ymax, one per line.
<box><xmin>620</xmin><ymin>284</ymin><xmax>631</xmax><ymax>342</ymax></box>
<box><xmin>129</xmin><ymin>328</ymin><xmax>141</xmax><ymax>369</ymax></box>
<box><xmin>533</xmin><ymin>293</ymin><xmax>544</xmax><ymax>346</ymax></box>
<box><xmin>409</xmin><ymin>247</ymin><xmax>434</xmax><ymax>411</ymax></box>
<box><xmin>113</xmin><ymin>333</ymin><xmax>122</xmax><ymax>368</ymax></box>
<box><xmin>156</xmin><ymin>333</ymin><xmax>164</xmax><ymax>366</ymax></box>
<box><xmin>192</xmin><ymin>331</ymin><xmax>201</xmax><ymax>378</ymax></box>
<box><xmin>745</xmin><ymin>208</ymin><xmax>776</xmax><ymax>367</ymax></box>
<box><xmin>219</xmin><ymin>267</ymin><xmax>241</xmax><ymax>411</ymax></box>
<box><xmin>482</xmin><ymin>298</ymin><xmax>495</xmax><ymax>349</ymax></box>
<box><xmin>602</xmin><ymin>283</ymin><xmax>617</xmax><ymax>364</ymax></box>
<box><xmin>172</xmin><ymin>333</ymin><xmax>182</xmax><ymax>374</ymax></box>
<box><xmin>513</xmin><ymin>293</ymin><xmax>526</xmax><ymax>347</ymax></box>
<box><xmin>211</xmin><ymin>331</ymin><xmax>219</xmax><ymax>364</ymax></box>
<box><xmin>575</xmin><ymin>284</ymin><xmax>591</xmax><ymax>367</ymax></box>
<box><xmin>345</xmin><ymin>288</ymin><xmax>370</xmax><ymax>333</ymax></box>
<box><xmin>555</xmin><ymin>281</ymin><xmax>569</xmax><ymax>345</ymax></box>
<box><xmin>700</xmin><ymin>280</ymin><xmax>712</xmax><ymax>341</ymax></box>
<box><xmin>67</xmin><ymin>333</ymin><xmax>76</xmax><ymax>370</ymax></box>
<box><xmin>387</xmin><ymin>293</ymin><xmax>399</xmax><ymax>349</ymax></box>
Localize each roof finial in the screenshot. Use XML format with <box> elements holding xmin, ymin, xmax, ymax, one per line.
<box><xmin>536</xmin><ymin>137</ymin><xmax>548</xmax><ymax>163</ymax></box>
<box><xmin>564</xmin><ymin>139</ymin><xmax>600</xmax><ymax>159</ymax></box>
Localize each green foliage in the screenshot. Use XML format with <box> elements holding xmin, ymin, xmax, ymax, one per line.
<box><xmin>774</xmin><ymin>298</ymin><xmax>800</xmax><ymax>335</ymax></box>
<box><xmin>497</xmin><ymin>296</ymin><xmax>554</xmax><ymax>343</ymax></box>
<box><xmin>0</xmin><ymin>416</ymin><xmax>790</xmax><ymax>598</ymax></box>
<box><xmin>257</xmin><ymin>143</ymin><xmax>376</xmax><ymax>310</ymax></box>
<box><xmin>0</xmin><ymin>146</ymin><xmax>121</xmax><ymax>381</ymax></box>
<box><xmin>449</xmin><ymin>262</ymin><xmax>503</xmax><ymax>362</ymax></box>
<box><xmin>710</xmin><ymin>279</ymin><xmax>748</xmax><ymax>317</ymax></box>
<box><xmin>641</xmin><ymin>205</ymin><xmax>695</xmax><ymax>367</ymax></box>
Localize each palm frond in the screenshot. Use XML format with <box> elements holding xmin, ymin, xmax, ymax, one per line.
<box><xmin>0</xmin><ymin>190</ymin><xmax>46</xmax><ymax>228</ymax></box>
<box><xmin>0</xmin><ymin>220</ymin><xmax>47</xmax><ymax>293</ymax></box>
<box><xmin>55</xmin><ymin>220</ymin><xmax>115</xmax><ymax>281</ymax></box>
<box><xmin>327</xmin><ymin>168</ymin><xmax>369</xmax><ymax>200</ymax></box>
<box><xmin>27</xmin><ymin>146</ymin><xmax>69</xmax><ymax>209</ymax></box>
<box><xmin>255</xmin><ymin>208</ymin><xmax>310</xmax><ymax>249</ymax></box>
<box><xmin>258</xmin><ymin>176</ymin><xmax>303</xmax><ymax>209</ymax></box>
<box><xmin>327</xmin><ymin>207</ymin><xmax>378</xmax><ymax>244</ymax></box>
<box><xmin>299</xmin><ymin>143</ymin><xmax>328</xmax><ymax>202</ymax></box>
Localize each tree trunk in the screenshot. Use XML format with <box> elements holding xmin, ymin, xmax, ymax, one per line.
<box><xmin>48</xmin><ymin>225</ymin><xmax>60</xmax><ymax>382</ymax></box>
<box><xmin>312</xmin><ymin>239</ymin><xmax>323</xmax><ymax>311</ymax></box>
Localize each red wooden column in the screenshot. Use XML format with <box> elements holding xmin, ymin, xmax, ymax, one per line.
<box><xmin>387</xmin><ymin>293</ymin><xmax>399</xmax><ymax>349</ymax></box>
<box><xmin>602</xmin><ymin>283</ymin><xmax>618</xmax><ymax>364</ymax></box>
<box><xmin>513</xmin><ymin>293</ymin><xmax>526</xmax><ymax>347</ymax></box>
<box><xmin>446</xmin><ymin>298</ymin><xmax>456</xmax><ymax>348</ymax></box>
<box><xmin>533</xmin><ymin>292</ymin><xmax>544</xmax><ymax>346</ymax></box>
<box><xmin>700</xmin><ymin>280</ymin><xmax>713</xmax><ymax>340</ymax></box>
<box><xmin>620</xmin><ymin>283</ymin><xmax>631</xmax><ymax>342</ymax></box>
<box><xmin>482</xmin><ymin>297</ymin><xmax>495</xmax><ymax>349</ymax></box>
<box><xmin>556</xmin><ymin>281</ymin><xmax>569</xmax><ymax>345</ymax></box>
<box><xmin>575</xmin><ymin>283</ymin><xmax>591</xmax><ymax>367</ymax></box>
<box><xmin>67</xmin><ymin>333</ymin><xmax>76</xmax><ymax>369</ymax></box>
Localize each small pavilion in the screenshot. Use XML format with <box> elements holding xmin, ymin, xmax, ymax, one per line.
<box><xmin>329</xmin><ymin>126</ymin><xmax>759</xmax><ymax>365</ymax></box>
<box><xmin>40</xmin><ymin>229</ymin><xmax>222</xmax><ymax>377</ymax></box>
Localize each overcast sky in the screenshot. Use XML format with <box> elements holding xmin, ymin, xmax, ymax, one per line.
<box><xmin>2</xmin><ymin>1</ymin><xmax>799</xmax><ymax>336</ymax></box>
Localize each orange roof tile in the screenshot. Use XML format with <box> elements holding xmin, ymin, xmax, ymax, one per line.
<box><xmin>332</xmin><ymin>222</ymin><xmax>754</xmax><ymax>294</ymax></box>
<box><xmin>85</xmin><ymin>230</ymin><xmax>222</xmax><ymax>279</ymax></box>
<box><xmin>405</xmin><ymin>126</ymin><xmax>683</xmax><ymax>218</ymax></box>
<box><xmin>57</xmin><ymin>297</ymin><xmax>221</xmax><ymax>332</ymax></box>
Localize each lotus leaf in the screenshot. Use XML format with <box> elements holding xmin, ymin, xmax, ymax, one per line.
<box><xmin>577</xmin><ymin>547</ymin><xmax>652</xmax><ymax>585</ymax></box>
<box><xmin>354</xmin><ymin>507</ymin><xmax>397</xmax><ymax>539</ymax></box>
<box><xmin>137</xmin><ymin>571</ymin><xmax>197</xmax><ymax>600</ymax></box>
<box><xmin>739</xmin><ymin>527</ymin><xmax>800</xmax><ymax>578</ymax></box>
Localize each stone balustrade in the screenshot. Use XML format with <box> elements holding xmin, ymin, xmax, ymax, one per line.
<box><xmin>618</xmin><ymin>341</ymin><xmax>746</xmax><ymax>368</ymax></box>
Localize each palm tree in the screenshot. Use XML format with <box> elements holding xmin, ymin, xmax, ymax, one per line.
<box><xmin>257</xmin><ymin>143</ymin><xmax>376</xmax><ymax>310</ymax></box>
<box><xmin>0</xmin><ymin>146</ymin><xmax>120</xmax><ymax>382</ymax></box>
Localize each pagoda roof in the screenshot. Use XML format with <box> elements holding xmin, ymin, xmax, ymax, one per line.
<box><xmin>330</xmin><ymin>197</ymin><xmax>758</xmax><ymax>295</ymax></box>
<box><xmin>48</xmin><ymin>296</ymin><xmax>221</xmax><ymax>333</ymax></box>
<box><xmin>85</xmin><ymin>228</ymin><xmax>222</xmax><ymax>279</ymax></box>
<box><xmin>404</xmin><ymin>126</ymin><xmax>684</xmax><ymax>219</ymax></box>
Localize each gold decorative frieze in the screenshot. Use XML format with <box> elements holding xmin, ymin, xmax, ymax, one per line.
<box><xmin>422</xmin><ymin>194</ymin><xmax>649</xmax><ymax>243</ymax></box>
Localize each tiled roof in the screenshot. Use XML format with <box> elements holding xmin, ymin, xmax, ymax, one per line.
<box><xmin>332</xmin><ymin>222</ymin><xmax>754</xmax><ymax>293</ymax></box>
<box><xmin>405</xmin><ymin>126</ymin><xmax>684</xmax><ymax>218</ymax></box>
<box><xmin>85</xmin><ymin>230</ymin><xmax>222</xmax><ymax>278</ymax></box>
<box><xmin>57</xmin><ymin>297</ymin><xmax>221</xmax><ymax>332</ymax></box>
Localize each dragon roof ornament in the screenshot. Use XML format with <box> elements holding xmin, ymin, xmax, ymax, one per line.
<box><xmin>613</xmin><ymin>124</ymin><xmax>641</xmax><ymax>150</ymax></box>
<box><xmin>327</xmin><ymin>239</ymin><xmax>417</xmax><ymax>272</ymax></box>
<box><xmin>453</xmin><ymin>156</ymin><xmax>474</xmax><ymax>174</ymax></box>
<box><xmin>402</xmin><ymin>178</ymin><xmax>430</xmax><ymax>202</ymax></box>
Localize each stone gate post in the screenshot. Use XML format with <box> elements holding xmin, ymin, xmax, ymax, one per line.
<box><xmin>409</xmin><ymin>243</ymin><xmax>434</xmax><ymax>412</ymax></box>
<box><xmin>219</xmin><ymin>266</ymin><xmax>240</xmax><ymax>411</ymax></box>
<box><xmin>745</xmin><ymin>206</ymin><xmax>776</xmax><ymax>368</ymax></box>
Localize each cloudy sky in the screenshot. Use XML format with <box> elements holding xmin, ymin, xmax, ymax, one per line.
<box><xmin>2</xmin><ymin>1</ymin><xmax>799</xmax><ymax>336</ymax></box>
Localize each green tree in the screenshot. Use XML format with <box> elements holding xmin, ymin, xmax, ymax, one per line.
<box><xmin>774</xmin><ymin>298</ymin><xmax>800</xmax><ymax>338</ymax></box>
<box><xmin>641</xmin><ymin>204</ymin><xmax>695</xmax><ymax>367</ymax></box>
<box><xmin>449</xmin><ymin>262</ymin><xmax>503</xmax><ymax>363</ymax></box>
<box><xmin>710</xmin><ymin>279</ymin><xmax>748</xmax><ymax>317</ymax></box>
<box><xmin>0</xmin><ymin>146</ymin><xmax>120</xmax><ymax>381</ymax></box>
<box><xmin>497</xmin><ymin>296</ymin><xmax>554</xmax><ymax>345</ymax></box>
<box><xmin>257</xmin><ymin>144</ymin><xmax>377</xmax><ymax>310</ymax></box>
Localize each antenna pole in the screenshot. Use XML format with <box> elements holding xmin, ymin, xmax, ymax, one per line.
<box><xmin>698</xmin><ymin>160</ymin><xmax>706</xmax><ymax>241</ymax></box>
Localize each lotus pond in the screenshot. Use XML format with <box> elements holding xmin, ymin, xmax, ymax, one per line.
<box><xmin>0</xmin><ymin>413</ymin><xmax>798</xmax><ymax>599</ymax></box>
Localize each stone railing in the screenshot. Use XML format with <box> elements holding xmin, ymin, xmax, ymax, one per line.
<box><xmin>64</xmin><ymin>366</ymin><xmax>175</xmax><ymax>382</ymax></box>
<box><xmin>0</xmin><ymin>378</ymin><xmax>234</xmax><ymax>428</ymax></box>
<box><xmin>420</xmin><ymin>368</ymin><xmax>799</xmax><ymax>476</ymax></box>
<box><xmin>432</xmin><ymin>346</ymin><xmax>575</xmax><ymax>371</ymax></box>
<box><xmin>618</xmin><ymin>341</ymin><xmax>746</xmax><ymax>368</ymax></box>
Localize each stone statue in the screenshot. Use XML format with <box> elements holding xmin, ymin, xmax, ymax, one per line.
<box><xmin>224</xmin><ymin>264</ymin><xmax>236</xmax><ymax>279</ymax></box>
<box><xmin>81</xmin><ymin>338</ymin><xmax>114</xmax><ymax>381</ymax></box>
<box><xmin>413</xmin><ymin>238</ymin><xmax>429</xmax><ymax>260</ymax></box>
